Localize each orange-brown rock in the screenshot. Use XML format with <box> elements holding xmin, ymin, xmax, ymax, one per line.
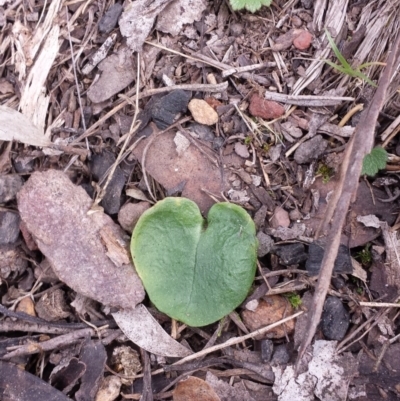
<box><xmin>249</xmin><ymin>94</ymin><xmax>285</xmax><ymax>120</ymax></box>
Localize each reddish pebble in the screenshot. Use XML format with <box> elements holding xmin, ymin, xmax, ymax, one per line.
<box><xmin>249</xmin><ymin>94</ymin><xmax>285</xmax><ymax>120</ymax></box>
<box><xmin>293</xmin><ymin>30</ymin><xmax>313</xmax><ymax>50</ymax></box>
<box><xmin>205</xmin><ymin>96</ymin><xmax>222</xmax><ymax>110</ymax></box>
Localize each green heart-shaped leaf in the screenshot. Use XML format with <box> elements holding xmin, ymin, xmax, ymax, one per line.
<box><xmin>131</xmin><ymin>198</ymin><xmax>257</xmax><ymax>327</ymax></box>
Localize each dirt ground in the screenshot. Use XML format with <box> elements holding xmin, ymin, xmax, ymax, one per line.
<box><xmin>1</xmin><ymin>0</ymin><xmax>400</xmax><ymax>400</ymax></box>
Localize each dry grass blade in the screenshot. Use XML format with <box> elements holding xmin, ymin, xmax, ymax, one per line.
<box><xmin>296</xmin><ymin>32</ymin><xmax>400</xmax><ymax>371</ymax></box>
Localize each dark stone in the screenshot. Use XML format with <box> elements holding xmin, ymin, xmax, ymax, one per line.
<box><xmin>331</xmin><ymin>276</ymin><xmax>346</xmax><ymax>291</ymax></box>
<box><xmin>275</xmin><ymin>243</ymin><xmax>307</xmax><ymax>265</ymax></box>
<box><xmin>272</xmin><ymin>345</ymin><xmax>290</xmax><ymax>365</ymax></box>
<box><xmin>261</xmin><ymin>339</ymin><xmax>274</xmax><ymax>363</ymax></box>
<box><xmin>98</xmin><ymin>3</ymin><xmax>123</xmax><ymax>34</ymax></box>
<box><xmin>321</xmin><ymin>296</ymin><xmax>350</xmax><ymax>341</ymax></box>
<box><xmin>306</xmin><ymin>242</ymin><xmax>353</xmax><ymax>275</ymax></box>
<box><xmin>90</xmin><ymin>152</ymin><xmax>126</xmax><ymax>215</ymax></box>
<box><xmin>151</xmin><ymin>90</ymin><xmax>192</xmax><ymax>129</ymax></box>
<box><xmin>0</xmin><ymin>174</ymin><xmax>23</xmax><ymax>203</ymax></box>
<box><xmin>187</xmin><ymin>123</ymin><xmax>215</xmax><ymax>142</ymax></box>
<box><xmin>0</xmin><ymin>211</ymin><xmax>20</xmax><ymax>245</ymax></box>
<box><xmin>13</xmin><ymin>157</ymin><xmax>34</xmax><ymax>174</ymax></box>
<box><xmin>212</xmin><ymin>136</ymin><xmax>224</xmax><ymax>150</ymax></box>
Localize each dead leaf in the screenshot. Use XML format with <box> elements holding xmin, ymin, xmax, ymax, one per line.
<box><xmin>125</xmin><ymin>188</ymin><xmax>152</xmax><ymax>202</ymax></box>
<box><xmin>356</xmin><ymin>214</ymin><xmax>381</xmax><ymax>228</ymax></box>
<box><xmin>87</xmin><ymin>46</ymin><xmax>136</xmax><ymax>104</ymax></box>
<box><xmin>112</xmin><ymin>305</ymin><xmax>192</xmax><ymax>357</ymax></box>
<box><xmin>0</xmin><ymin>106</ymin><xmax>51</xmax><ymax>147</ymax></box>
<box><xmin>0</xmin><ymin>360</ymin><xmax>71</xmax><ymax>400</ymax></box>
<box><xmin>119</xmin><ymin>0</ymin><xmax>174</xmax><ymax>53</ymax></box>
<box><xmin>17</xmin><ymin>170</ymin><xmax>145</xmax><ymax>309</ymax></box>
<box><xmin>173</xmin><ymin>376</ymin><xmax>221</xmax><ymax>401</ymax></box>
<box><xmin>205</xmin><ymin>372</ymin><xmax>256</xmax><ymax>401</ymax></box>
<box><xmin>156</xmin><ymin>0</ymin><xmax>207</xmax><ymax>36</ymax></box>
<box><xmin>133</xmin><ymin>128</ymin><xmax>228</xmax><ymax>213</ymax></box>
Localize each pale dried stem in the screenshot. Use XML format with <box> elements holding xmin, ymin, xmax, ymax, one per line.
<box><xmin>131</xmin><ymin>311</ymin><xmax>303</xmax><ymax>379</ymax></box>
<box><xmin>264</xmin><ymin>91</ymin><xmax>354</xmax><ymax>106</ymax></box>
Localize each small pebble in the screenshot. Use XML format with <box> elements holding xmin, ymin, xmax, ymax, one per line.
<box><xmin>257</xmin><ymin>232</ymin><xmax>274</xmax><ymax>257</ymax></box>
<box><xmin>249</xmin><ymin>94</ymin><xmax>285</xmax><ymax>120</ymax></box>
<box><xmin>234</xmin><ymin>142</ymin><xmax>250</xmax><ymax>158</ymax></box>
<box><xmin>321</xmin><ymin>297</ymin><xmax>350</xmax><ymax>341</ymax></box>
<box><xmin>98</xmin><ymin>3</ymin><xmax>123</xmax><ymax>34</ymax></box>
<box><xmin>270</xmin><ymin>206</ymin><xmax>290</xmax><ymax>228</ymax></box>
<box><xmin>293</xmin><ymin>30</ymin><xmax>313</xmax><ymax>50</ymax></box>
<box><xmin>261</xmin><ymin>339</ymin><xmax>274</xmax><ymax>363</ymax></box>
<box><xmin>188</xmin><ymin>99</ymin><xmax>218</xmax><ymax>125</ymax></box>
<box><xmin>272</xmin><ymin>344</ymin><xmax>290</xmax><ymax>365</ymax></box>
<box><xmin>118</xmin><ymin>202</ymin><xmax>151</xmax><ymax>233</ymax></box>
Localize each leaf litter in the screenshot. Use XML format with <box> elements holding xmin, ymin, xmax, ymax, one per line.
<box><xmin>1</xmin><ymin>0</ymin><xmax>400</xmax><ymax>399</ymax></box>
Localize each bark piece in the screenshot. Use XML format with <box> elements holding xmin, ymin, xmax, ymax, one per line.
<box><xmin>17</xmin><ymin>170</ymin><xmax>145</xmax><ymax>309</ymax></box>
<box><xmin>294</xmin><ymin>135</ymin><xmax>327</xmax><ymax>164</ymax></box>
<box><xmin>151</xmin><ymin>90</ymin><xmax>192</xmax><ymax>129</ymax></box>
<box><xmin>87</xmin><ymin>47</ymin><xmax>135</xmax><ymax>103</ymax></box>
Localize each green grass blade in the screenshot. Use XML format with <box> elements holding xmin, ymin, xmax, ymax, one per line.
<box><xmin>325</xmin><ymin>29</ymin><xmax>352</xmax><ymax>70</ymax></box>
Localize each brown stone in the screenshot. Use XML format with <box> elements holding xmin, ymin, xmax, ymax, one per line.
<box><xmin>241</xmin><ymin>295</ymin><xmax>295</xmax><ymax>339</ymax></box>
<box><xmin>249</xmin><ymin>94</ymin><xmax>285</xmax><ymax>120</ymax></box>
<box><xmin>118</xmin><ymin>201</ymin><xmax>151</xmax><ymax>233</ymax></box>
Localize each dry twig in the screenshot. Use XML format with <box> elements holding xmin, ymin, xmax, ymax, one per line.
<box><xmin>296</xmin><ymin>32</ymin><xmax>400</xmax><ymax>370</ymax></box>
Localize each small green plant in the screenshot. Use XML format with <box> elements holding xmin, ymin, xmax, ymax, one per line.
<box><xmin>324</xmin><ymin>28</ymin><xmax>382</xmax><ymax>87</ymax></box>
<box><xmin>230</xmin><ymin>0</ymin><xmax>272</xmax><ymax>13</ymax></box>
<box><xmin>361</xmin><ymin>147</ymin><xmax>388</xmax><ymax>176</ymax></box>
<box><xmin>356</xmin><ymin>287</ymin><xmax>364</xmax><ymax>295</ymax></box>
<box><xmin>131</xmin><ymin>198</ymin><xmax>258</xmax><ymax>327</ymax></box>
<box><xmin>316</xmin><ymin>163</ymin><xmax>334</xmax><ymax>183</ymax></box>
<box><xmin>284</xmin><ymin>293</ymin><xmax>302</xmax><ymax>309</ymax></box>
<box><xmin>355</xmin><ymin>244</ymin><xmax>372</xmax><ymax>266</ymax></box>
<box><xmin>244</xmin><ymin>136</ymin><xmax>252</xmax><ymax>145</ymax></box>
